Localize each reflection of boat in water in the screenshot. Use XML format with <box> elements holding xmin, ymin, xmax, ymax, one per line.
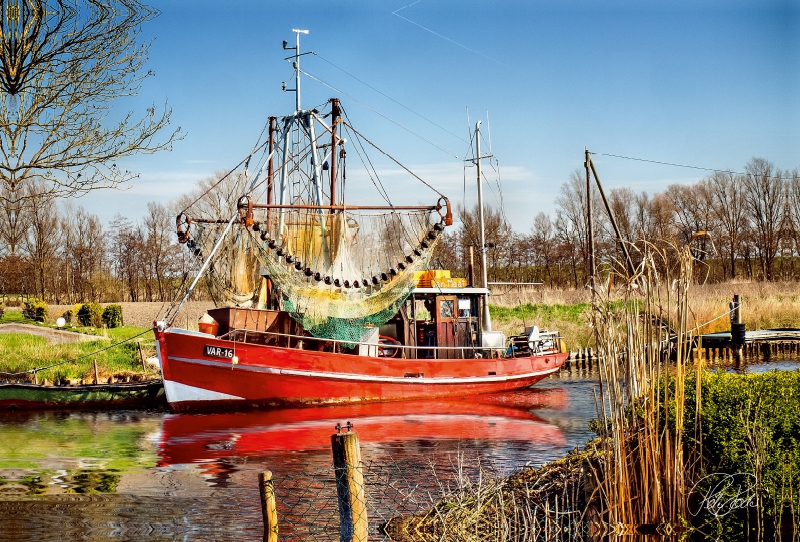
<box><xmin>157</xmin><ymin>391</ymin><xmax>567</xmax><ymax>465</ymax></box>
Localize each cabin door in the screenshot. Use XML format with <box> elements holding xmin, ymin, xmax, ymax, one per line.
<box><xmin>435</xmin><ymin>296</ymin><xmax>458</xmax><ymax>359</ymax></box>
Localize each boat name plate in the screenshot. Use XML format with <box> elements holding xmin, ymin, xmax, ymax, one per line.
<box><xmin>204</xmin><ymin>345</ymin><xmax>235</xmax><ymax>359</ymax></box>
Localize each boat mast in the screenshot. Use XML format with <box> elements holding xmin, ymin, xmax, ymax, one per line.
<box><xmin>475</xmin><ymin>121</ymin><xmax>492</xmax><ymax>332</ymax></box>
<box><xmin>289</xmin><ymin>29</ymin><xmax>307</xmax><ymax>112</ymax></box>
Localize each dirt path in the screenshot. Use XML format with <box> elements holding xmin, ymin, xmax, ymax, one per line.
<box><xmin>0</xmin><ymin>323</ymin><xmax>102</xmax><ymax>344</ymax></box>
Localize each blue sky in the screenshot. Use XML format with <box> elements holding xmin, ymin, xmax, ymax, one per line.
<box><xmin>83</xmin><ymin>0</ymin><xmax>799</xmax><ymax>231</ymax></box>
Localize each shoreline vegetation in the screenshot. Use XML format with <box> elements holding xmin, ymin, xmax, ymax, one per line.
<box><xmin>384</xmin><ymin>250</ymin><xmax>800</xmax><ymax>540</ymax></box>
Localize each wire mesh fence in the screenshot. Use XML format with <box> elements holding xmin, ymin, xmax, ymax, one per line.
<box><xmin>267</xmin><ymin>442</ymin><xmax>593</xmax><ymax>542</ymax></box>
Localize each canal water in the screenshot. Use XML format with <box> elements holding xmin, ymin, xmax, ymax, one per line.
<box><xmin>1</xmin><ymin>360</ymin><xmax>797</xmax><ymax>541</ymax></box>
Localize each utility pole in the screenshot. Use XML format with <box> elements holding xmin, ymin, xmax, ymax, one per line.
<box><xmin>585</xmin><ymin>148</ymin><xmax>595</xmax><ymax>291</ymax></box>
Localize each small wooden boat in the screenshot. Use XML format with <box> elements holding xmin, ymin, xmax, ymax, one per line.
<box><xmin>0</xmin><ymin>380</ymin><xmax>165</xmax><ymax>410</ymax></box>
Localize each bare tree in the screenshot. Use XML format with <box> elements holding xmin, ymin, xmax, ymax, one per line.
<box><xmin>61</xmin><ymin>203</ymin><xmax>105</xmax><ymax>301</ymax></box>
<box><xmin>456</xmin><ymin>203</ymin><xmax>511</xmax><ymax>284</ymax></box>
<box><xmin>704</xmin><ymin>172</ymin><xmax>746</xmax><ymax>279</ymax></box>
<box><xmin>742</xmin><ymin>158</ymin><xmax>785</xmax><ymax>280</ymax></box>
<box><xmin>0</xmin><ymin>0</ymin><xmax>181</xmax><ymax>197</ymax></box>
<box><xmin>23</xmin><ymin>179</ymin><xmax>61</xmax><ymax>298</ymax></box>
<box><xmin>786</xmin><ymin>169</ymin><xmax>800</xmax><ymax>274</ymax></box>
<box><xmin>530</xmin><ymin>211</ymin><xmax>555</xmax><ymax>287</ymax></box>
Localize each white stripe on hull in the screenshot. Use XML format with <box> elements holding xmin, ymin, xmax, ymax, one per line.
<box><xmin>163</xmin><ymin>379</ymin><xmax>245</xmax><ymax>403</ymax></box>
<box><xmin>167</xmin><ymin>356</ymin><xmax>560</xmax><ymax>384</ymax></box>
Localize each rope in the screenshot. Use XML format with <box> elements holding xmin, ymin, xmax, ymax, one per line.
<box><xmin>689</xmin><ymin>301</ymin><xmax>740</xmax><ymax>334</ymax></box>
<box><xmin>589</xmin><ymin>151</ymin><xmax>788</xmax><ymax>182</ymax></box>
<box><xmin>0</xmin><ymin>328</ymin><xmax>152</xmax><ymax>377</ymax></box>
<box><xmin>299</xmin><ymin>68</ymin><xmax>463</xmax><ymax>159</ymax></box>
<box><xmin>314</xmin><ymin>53</ymin><xmax>469</xmax><ymax>144</ymax></box>
<box><xmin>343</xmin><ymin>122</ymin><xmax>446</xmax><ymax>199</ymax></box>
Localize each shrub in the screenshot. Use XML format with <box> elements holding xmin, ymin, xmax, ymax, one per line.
<box><xmin>78</xmin><ymin>302</ymin><xmax>104</xmax><ymax>327</ymax></box>
<box><xmin>22</xmin><ymin>297</ymin><xmax>48</xmax><ymax>322</ymax></box>
<box><xmin>0</xmin><ymin>303</ymin><xmax>4</xmax><ymax>319</ymax></box>
<box><xmin>61</xmin><ymin>304</ymin><xmax>83</xmax><ymax>323</ymax></box>
<box><xmin>102</xmin><ymin>304</ymin><xmax>123</xmax><ymax>328</ymax></box>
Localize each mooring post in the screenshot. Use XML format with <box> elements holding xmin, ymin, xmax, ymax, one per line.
<box><xmin>93</xmin><ymin>359</ymin><xmax>99</xmax><ymax>385</ymax></box>
<box><xmin>137</xmin><ymin>343</ymin><xmax>147</xmax><ymax>372</ymax></box>
<box><xmin>258</xmin><ymin>470</ymin><xmax>278</xmax><ymax>542</ymax></box>
<box><xmin>730</xmin><ymin>294</ymin><xmax>745</xmax><ymax>360</ymax></box>
<box><xmin>332</xmin><ymin>422</ymin><xmax>368</xmax><ymax>542</ymax></box>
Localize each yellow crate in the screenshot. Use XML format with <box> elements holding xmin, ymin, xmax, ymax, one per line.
<box><xmin>414</xmin><ymin>270</ymin><xmax>452</xmax><ymax>287</ymax></box>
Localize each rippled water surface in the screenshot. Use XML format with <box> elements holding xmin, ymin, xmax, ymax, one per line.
<box><xmin>2</xmin><ymin>361</ymin><xmax>795</xmax><ymax>541</ymax></box>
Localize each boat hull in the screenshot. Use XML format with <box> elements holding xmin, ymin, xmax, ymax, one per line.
<box><xmin>155</xmin><ymin>327</ymin><xmax>566</xmax><ymax>411</ymax></box>
<box><xmin>0</xmin><ymin>380</ymin><xmax>165</xmax><ymax>410</ymax></box>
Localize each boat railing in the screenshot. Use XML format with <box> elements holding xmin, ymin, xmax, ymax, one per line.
<box><xmin>217</xmin><ymin>327</ymin><xmax>561</xmax><ymax>359</ymax></box>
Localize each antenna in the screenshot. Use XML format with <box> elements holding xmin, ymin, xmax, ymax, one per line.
<box><xmin>282</xmin><ymin>29</ymin><xmax>309</xmax><ymax>112</ymax></box>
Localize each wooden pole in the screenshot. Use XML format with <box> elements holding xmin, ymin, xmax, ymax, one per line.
<box><xmin>467</xmin><ymin>246</ymin><xmax>475</xmax><ymax>288</ymax></box>
<box><xmin>332</xmin><ymin>426</ymin><xmax>368</xmax><ymax>542</ymax></box>
<box><xmin>259</xmin><ymin>470</ymin><xmax>279</xmax><ymax>542</ymax></box>
<box><xmin>137</xmin><ymin>343</ymin><xmax>146</xmax><ymax>372</ymax></box>
<box><xmin>93</xmin><ymin>359</ymin><xmax>99</xmax><ymax>385</ymax></box>
<box><xmin>586</xmin><ymin>154</ymin><xmax>636</xmax><ymax>277</ymax></box>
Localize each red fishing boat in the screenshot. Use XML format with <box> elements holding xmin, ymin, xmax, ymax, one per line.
<box><xmin>154</xmin><ymin>31</ymin><xmax>567</xmax><ymax>412</ymax></box>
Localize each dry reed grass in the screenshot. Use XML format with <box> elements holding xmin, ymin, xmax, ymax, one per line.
<box><xmin>490</xmin><ymin>281</ymin><xmax>800</xmax><ymax>349</ymax></box>
<box><xmin>383</xmin><ymin>446</ymin><xmax>599</xmax><ymax>542</ymax></box>
<box><xmin>589</xmin><ymin>243</ymin><xmax>700</xmax><ymax>533</ymax></box>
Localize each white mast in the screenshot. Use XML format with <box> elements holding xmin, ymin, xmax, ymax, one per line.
<box><xmin>475</xmin><ymin>121</ymin><xmax>492</xmax><ymax>331</ymax></box>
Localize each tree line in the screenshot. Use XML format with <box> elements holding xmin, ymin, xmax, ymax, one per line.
<box><xmin>432</xmin><ymin>157</ymin><xmax>800</xmax><ymax>288</ymax></box>
<box><xmin>2</xmin><ymin>157</ymin><xmax>798</xmax><ymax>303</ymax></box>
<box><xmin>0</xmin><ymin>179</ymin><xmax>192</xmax><ymax>304</ymax></box>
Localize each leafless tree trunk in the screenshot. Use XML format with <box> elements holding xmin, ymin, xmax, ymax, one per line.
<box><xmin>742</xmin><ymin>158</ymin><xmax>785</xmax><ymax>280</ymax></box>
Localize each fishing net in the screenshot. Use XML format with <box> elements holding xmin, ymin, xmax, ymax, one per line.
<box><xmin>181</xmin><ymin>171</ymin><xmax>265</xmax><ymax>307</ymax></box>
<box><xmin>176</xmin><ymin>99</ymin><xmax>450</xmax><ymax>342</ymax></box>
<box><xmin>251</xmin><ymin>207</ymin><xmax>442</xmax><ymax>343</ymax></box>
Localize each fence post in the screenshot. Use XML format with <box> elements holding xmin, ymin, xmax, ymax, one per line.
<box><xmin>259</xmin><ymin>470</ymin><xmax>278</xmax><ymax>542</ymax></box>
<box><xmin>332</xmin><ymin>423</ymin><xmax>368</xmax><ymax>542</ymax></box>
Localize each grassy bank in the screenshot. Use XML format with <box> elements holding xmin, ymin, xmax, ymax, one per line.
<box><xmin>491</xmin><ymin>281</ymin><xmax>800</xmax><ymax>349</ymax></box>
<box><xmin>0</xmin><ymin>310</ymin><xmax>156</xmax><ymax>383</ymax></box>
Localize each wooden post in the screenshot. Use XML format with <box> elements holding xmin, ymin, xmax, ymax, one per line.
<box><xmin>259</xmin><ymin>470</ymin><xmax>278</xmax><ymax>542</ymax></box>
<box><xmin>137</xmin><ymin>343</ymin><xmax>146</xmax><ymax>372</ymax></box>
<box><xmin>93</xmin><ymin>359</ymin><xmax>99</xmax><ymax>385</ymax></box>
<box><xmin>332</xmin><ymin>426</ymin><xmax>368</xmax><ymax>542</ymax></box>
<box><xmin>467</xmin><ymin>246</ymin><xmax>475</xmax><ymax>288</ymax></box>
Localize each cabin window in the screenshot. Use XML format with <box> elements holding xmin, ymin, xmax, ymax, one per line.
<box><xmin>439</xmin><ymin>299</ymin><xmax>454</xmax><ymax>319</ymax></box>
<box><xmin>458</xmin><ymin>298</ymin><xmax>471</xmax><ymax>317</ymax></box>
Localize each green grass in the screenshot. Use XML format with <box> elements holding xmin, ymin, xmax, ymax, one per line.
<box><xmin>490</xmin><ymin>302</ymin><xmax>591</xmax><ymax>322</ymax></box>
<box><xmin>490</xmin><ymin>302</ymin><xmax>593</xmax><ymax>349</ymax></box>
<box><xmin>0</xmin><ymin>310</ymin><xmax>156</xmax><ymax>382</ymax></box>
